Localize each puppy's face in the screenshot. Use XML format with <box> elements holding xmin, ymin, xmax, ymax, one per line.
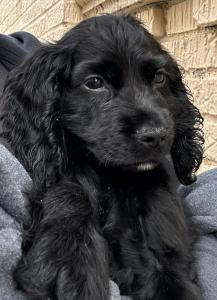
<box><xmin>61</xmin><ymin>15</ymin><xmax>182</xmax><ymax>171</ymax></box>
<box><xmin>2</xmin><ymin>14</ymin><xmax>203</xmax><ymax>184</ymax></box>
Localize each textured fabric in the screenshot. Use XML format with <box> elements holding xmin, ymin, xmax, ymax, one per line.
<box><xmin>0</xmin><ymin>144</ymin><xmax>31</xmax><ymax>300</ymax></box>
<box><xmin>179</xmin><ymin>169</ymin><xmax>217</xmax><ymax>235</ymax></box>
<box><xmin>0</xmin><ymin>143</ymin><xmax>217</xmax><ymax>299</ymax></box>
<box><xmin>179</xmin><ymin>169</ymin><xmax>217</xmax><ymax>299</ymax></box>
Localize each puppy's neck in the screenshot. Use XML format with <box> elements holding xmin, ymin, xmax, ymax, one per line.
<box><xmin>72</xmin><ymin>158</ymin><xmax>178</xmax><ymax>223</ymax></box>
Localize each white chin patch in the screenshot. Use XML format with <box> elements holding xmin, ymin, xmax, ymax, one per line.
<box><xmin>136</xmin><ymin>162</ymin><xmax>157</xmax><ymax>171</ymax></box>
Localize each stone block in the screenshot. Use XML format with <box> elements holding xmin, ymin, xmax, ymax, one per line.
<box><xmin>2</xmin><ymin>0</ymin><xmax>81</xmax><ymax>34</ymax></box>
<box><xmin>193</xmin><ymin>0</ymin><xmax>217</xmax><ymax>27</ymax></box>
<box><xmin>185</xmin><ymin>75</ymin><xmax>217</xmax><ymax>116</ymax></box>
<box><xmin>5</xmin><ymin>0</ymin><xmax>59</xmax><ymax>33</ymax></box>
<box><xmin>80</xmin><ymin>0</ymin><xmax>107</xmax><ymax>13</ymax></box>
<box><xmin>136</xmin><ymin>6</ymin><xmax>165</xmax><ymax>37</ymax></box>
<box><xmin>0</xmin><ymin>0</ymin><xmax>19</xmax><ymax>25</ymax></box>
<box><xmin>23</xmin><ymin>1</ymin><xmax>65</xmax><ymax>38</ymax></box>
<box><xmin>41</xmin><ymin>23</ymin><xmax>73</xmax><ymax>40</ymax></box>
<box><xmin>0</xmin><ymin>0</ymin><xmax>24</xmax><ymax>32</ymax></box>
<box><xmin>166</xmin><ymin>0</ymin><xmax>197</xmax><ymax>34</ymax></box>
<box><xmin>64</xmin><ymin>0</ymin><xmax>82</xmax><ymax>24</ymax></box>
<box><xmin>199</xmin><ymin>160</ymin><xmax>217</xmax><ymax>174</ymax></box>
<box><xmin>0</xmin><ymin>0</ymin><xmax>36</xmax><ymax>30</ymax></box>
<box><xmin>76</xmin><ymin>0</ymin><xmax>89</xmax><ymax>7</ymax></box>
<box><xmin>161</xmin><ymin>27</ymin><xmax>217</xmax><ymax>70</ymax></box>
<box><xmin>82</xmin><ymin>0</ymin><xmax>161</xmax><ymax>17</ymax></box>
<box><xmin>203</xmin><ymin>118</ymin><xmax>217</xmax><ymax>162</ymax></box>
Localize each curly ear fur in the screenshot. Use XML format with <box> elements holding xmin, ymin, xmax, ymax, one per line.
<box><xmin>0</xmin><ymin>45</ymin><xmax>73</xmax><ymax>186</ymax></box>
<box><xmin>170</xmin><ymin>71</ymin><xmax>204</xmax><ymax>185</ymax></box>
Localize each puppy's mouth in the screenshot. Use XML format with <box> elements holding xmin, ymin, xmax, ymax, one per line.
<box><xmin>135</xmin><ymin>161</ymin><xmax>158</xmax><ymax>171</ymax></box>
<box><xmin>120</xmin><ymin>153</ymin><xmax>172</xmax><ymax>172</ymax></box>
<box><xmin>123</xmin><ymin>161</ymin><xmax>158</xmax><ymax>172</ymax></box>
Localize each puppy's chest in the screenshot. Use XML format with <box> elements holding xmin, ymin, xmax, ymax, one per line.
<box><xmin>97</xmin><ymin>183</ymin><xmax>185</xmax><ymax>273</ymax></box>
<box><xmin>98</xmin><ymin>186</ymin><xmax>165</xmax><ymax>280</ymax></box>
<box><xmin>97</xmin><ymin>184</ymin><xmax>150</xmax><ymax>244</ymax></box>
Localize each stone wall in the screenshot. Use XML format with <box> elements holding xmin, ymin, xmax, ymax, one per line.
<box><xmin>0</xmin><ymin>0</ymin><xmax>216</xmax><ymax>172</ymax></box>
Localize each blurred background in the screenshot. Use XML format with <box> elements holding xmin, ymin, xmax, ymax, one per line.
<box><xmin>0</xmin><ymin>0</ymin><xmax>216</xmax><ymax>172</ymax></box>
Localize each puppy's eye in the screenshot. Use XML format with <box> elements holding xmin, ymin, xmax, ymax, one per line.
<box><xmin>153</xmin><ymin>72</ymin><xmax>165</xmax><ymax>84</ymax></box>
<box><xmin>84</xmin><ymin>76</ymin><xmax>104</xmax><ymax>90</ymax></box>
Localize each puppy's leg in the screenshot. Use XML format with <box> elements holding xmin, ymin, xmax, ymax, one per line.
<box><xmin>14</xmin><ymin>180</ymin><xmax>109</xmax><ymax>300</ymax></box>
<box><xmin>149</xmin><ymin>269</ymin><xmax>203</xmax><ymax>300</ymax></box>
<box><xmin>112</xmin><ymin>190</ymin><xmax>203</xmax><ymax>300</ymax></box>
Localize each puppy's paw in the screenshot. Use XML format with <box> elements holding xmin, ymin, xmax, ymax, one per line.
<box><xmin>14</xmin><ymin>255</ymin><xmax>111</xmax><ymax>300</ymax></box>
<box><xmin>182</xmin><ymin>283</ymin><xmax>203</xmax><ymax>300</ymax></box>
<box><xmin>13</xmin><ymin>256</ymin><xmax>56</xmax><ymax>300</ymax></box>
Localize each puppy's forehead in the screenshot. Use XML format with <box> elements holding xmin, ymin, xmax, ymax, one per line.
<box><xmin>63</xmin><ymin>15</ymin><xmax>163</xmax><ymax>63</ymax></box>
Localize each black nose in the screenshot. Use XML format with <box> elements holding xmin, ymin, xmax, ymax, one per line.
<box><xmin>135</xmin><ymin>127</ymin><xmax>167</xmax><ymax>147</ymax></box>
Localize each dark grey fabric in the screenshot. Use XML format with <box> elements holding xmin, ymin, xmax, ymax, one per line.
<box><xmin>179</xmin><ymin>169</ymin><xmax>217</xmax><ymax>299</ymax></box>
<box><xmin>0</xmin><ymin>144</ymin><xmax>31</xmax><ymax>300</ymax></box>
<box><xmin>0</xmin><ymin>143</ymin><xmax>217</xmax><ymax>299</ymax></box>
<box><xmin>0</xmin><ymin>32</ymin><xmax>40</xmax><ymax>91</ymax></box>
<box><xmin>179</xmin><ymin>169</ymin><xmax>217</xmax><ymax>235</ymax></box>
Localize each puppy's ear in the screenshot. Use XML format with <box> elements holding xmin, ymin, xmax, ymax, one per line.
<box><xmin>0</xmin><ymin>45</ymin><xmax>73</xmax><ymax>186</ymax></box>
<box><xmin>170</xmin><ymin>71</ymin><xmax>204</xmax><ymax>185</ymax></box>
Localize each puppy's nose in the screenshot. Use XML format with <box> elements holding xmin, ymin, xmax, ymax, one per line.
<box><xmin>135</xmin><ymin>127</ymin><xmax>167</xmax><ymax>147</ymax></box>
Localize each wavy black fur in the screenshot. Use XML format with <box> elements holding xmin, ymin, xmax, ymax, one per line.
<box><xmin>0</xmin><ymin>14</ymin><xmax>204</xmax><ymax>300</ymax></box>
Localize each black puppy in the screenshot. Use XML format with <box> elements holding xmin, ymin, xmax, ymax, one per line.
<box><xmin>0</xmin><ymin>14</ymin><xmax>204</xmax><ymax>300</ymax></box>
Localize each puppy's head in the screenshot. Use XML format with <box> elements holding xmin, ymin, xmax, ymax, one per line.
<box><xmin>1</xmin><ymin>14</ymin><xmax>204</xmax><ymax>185</ymax></box>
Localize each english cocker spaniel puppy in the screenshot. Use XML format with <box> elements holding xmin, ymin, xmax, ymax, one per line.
<box><xmin>0</xmin><ymin>14</ymin><xmax>204</xmax><ymax>300</ymax></box>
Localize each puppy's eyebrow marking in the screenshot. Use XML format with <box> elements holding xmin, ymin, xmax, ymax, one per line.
<box><xmin>138</xmin><ymin>53</ymin><xmax>169</xmax><ymax>70</ymax></box>
<box><xmin>73</xmin><ymin>60</ymin><xmax>98</xmax><ymax>75</ymax></box>
<box><xmin>73</xmin><ymin>60</ymin><xmax>107</xmax><ymax>78</ymax></box>
<box><xmin>72</xmin><ymin>60</ymin><xmax>102</xmax><ymax>85</ymax></box>
<box><xmin>73</xmin><ymin>59</ymin><xmax>120</xmax><ymax>85</ymax></box>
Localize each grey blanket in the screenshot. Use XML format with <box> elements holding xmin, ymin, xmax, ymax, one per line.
<box><xmin>0</xmin><ymin>143</ymin><xmax>217</xmax><ymax>299</ymax></box>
